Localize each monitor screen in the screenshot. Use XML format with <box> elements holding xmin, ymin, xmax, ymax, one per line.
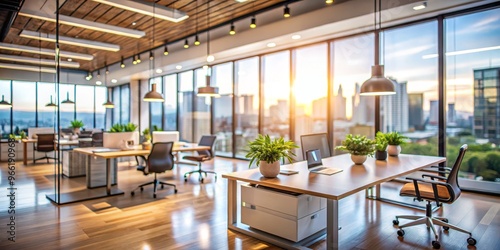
<box><xmin>306</xmin><ymin>149</ymin><xmax>322</xmax><ymax>168</ymax></box>
<box><xmin>301</xmin><ymin>133</ymin><xmax>331</xmax><ymax>159</ymax></box>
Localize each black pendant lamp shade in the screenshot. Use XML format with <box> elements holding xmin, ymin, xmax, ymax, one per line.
<box><xmin>360</xmin><ymin>65</ymin><xmax>395</xmax><ymax>96</ymax></box>
<box><xmin>45</xmin><ymin>95</ymin><xmax>57</xmax><ymax>107</ymax></box>
<box><xmin>0</xmin><ymin>95</ymin><xmax>12</xmax><ymax>108</ymax></box>
<box><xmin>143</xmin><ymin>83</ymin><xmax>164</xmax><ymax>102</ymax></box>
<box><xmin>61</xmin><ymin>91</ymin><xmax>75</xmax><ymax>104</ymax></box>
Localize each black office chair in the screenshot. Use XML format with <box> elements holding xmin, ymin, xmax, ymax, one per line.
<box><xmin>183</xmin><ymin>135</ymin><xmax>217</xmax><ymax>183</ymax></box>
<box><xmin>33</xmin><ymin>133</ymin><xmax>56</xmax><ymax>163</ymax></box>
<box><xmin>300</xmin><ymin>133</ymin><xmax>331</xmax><ymax>160</ymax></box>
<box><xmin>131</xmin><ymin>142</ymin><xmax>177</xmax><ymax>198</ymax></box>
<box><xmin>393</xmin><ymin>144</ymin><xmax>476</xmax><ymax>249</ymax></box>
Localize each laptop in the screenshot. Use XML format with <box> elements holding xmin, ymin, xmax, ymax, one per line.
<box><xmin>306</xmin><ymin>149</ymin><xmax>343</xmax><ymax>175</ymax></box>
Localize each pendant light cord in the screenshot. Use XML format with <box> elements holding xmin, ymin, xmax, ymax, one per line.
<box><xmin>207</xmin><ymin>0</ymin><xmax>210</xmax><ymax>62</ymax></box>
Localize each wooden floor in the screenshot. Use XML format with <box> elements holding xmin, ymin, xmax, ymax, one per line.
<box><xmin>1</xmin><ymin>156</ymin><xmax>499</xmax><ymax>250</ymax></box>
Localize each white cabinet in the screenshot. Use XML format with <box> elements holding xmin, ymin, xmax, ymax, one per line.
<box><xmin>241</xmin><ymin>184</ymin><xmax>326</xmax><ymax>242</ymax></box>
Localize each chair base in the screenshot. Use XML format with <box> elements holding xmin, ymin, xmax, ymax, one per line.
<box><xmin>393</xmin><ymin>202</ymin><xmax>476</xmax><ymax>249</ymax></box>
<box><xmin>130</xmin><ymin>173</ymin><xmax>177</xmax><ymax>198</ymax></box>
<box><xmin>33</xmin><ymin>154</ymin><xmax>56</xmax><ymax>164</ymax></box>
<box><xmin>184</xmin><ymin>163</ymin><xmax>217</xmax><ymax>183</ymax></box>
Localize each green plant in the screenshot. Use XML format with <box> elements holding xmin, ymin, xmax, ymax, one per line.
<box><xmin>375</xmin><ymin>131</ymin><xmax>388</xmax><ymax>151</ymax></box>
<box><xmin>385</xmin><ymin>131</ymin><xmax>408</xmax><ymax>145</ymax></box>
<box><xmin>109</xmin><ymin>123</ymin><xmax>137</xmax><ymax>132</ymax></box>
<box><xmin>124</xmin><ymin>122</ymin><xmax>137</xmax><ymax>132</ymax></box>
<box><xmin>153</xmin><ymin>125</ymin><xmax>163</xmax><ymax>131</ymax></box>
<box><xmin>335</xmin><ymin>134</ymin><xmax>376</xmax><ymax>156</ymax></box>
<box><xmin>245</xmin><ymin>134</ymin><xmax>299</xmax><ymax>167</ymax></box>
<box><xmin>142</xmin><ymin>128</ymin><xmax>151</xmax><ymax>142</ymax></box>
<box><xmin>70</xmin><ymin>120</ymin><xmax>84</xmax><ymax>129</ymax></box>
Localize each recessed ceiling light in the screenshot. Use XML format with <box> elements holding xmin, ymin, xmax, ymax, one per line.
<box><xmin>67</xmin><ymin>58</ymin><xmax>72</xmax><ymax>61</ymax></box>
<box><xmin>176</xmin><ymin>65</ymin><xmax>182</xmax><ymax>70</ymax></box>
<box><xmin>202</xmin><ymin>65</ymin><xmax>209</xmax><ymax>70</ymax></box>
<box><xmin>267</xmin><ymin>42</ymin><xmax>276</xmax><ymax>48</ymax></box>
<box><xmin>292</xmin><ymin>34</ymin><xmax>301</xmax><ymax>40</ymax></box>
<box><xmin>413</xmin><ymin>2</ymin><xmax>427</xmax><ymax>10</ymax></box>
<box><xmin>235</xmin><ymin>0</ymin><xmax>248</xmax><ymax>2</ymax></box>
<box><xmin>111</xmin><ymin>79</ymin><xmax>117</xmax><ymax>83</ymax></box>
<box><xmin>132</xmin><ymin>22</ymin><xmax>137</xmax><ymax>26</ymax></box>
<box><xmin>156</xmin><ymin>68</ymin><xmax>163</xmax><ymax>73</ymax></box>
<box><xmin>95</xmin><ymin>80</ymin><xmax>102</xmax><ymax>85</ymax></box>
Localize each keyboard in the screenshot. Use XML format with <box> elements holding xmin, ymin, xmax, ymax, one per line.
<box><xmin>312</xmin><ymin>167</ymin><xmax>343</xmax><ymax>175</ymax></box>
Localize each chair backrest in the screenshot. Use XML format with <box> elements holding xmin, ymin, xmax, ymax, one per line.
<box><xmin>152</xmin><ymin>131</ymin><xmax>179</xmax><ymax>143</ymax></box>
<box><xmin>446</xmin><ymin>144</ymin><xmax>468</xmax><ymax>202</ymax></box>
<box><xmin>147</xmin><ymin>142</ymin><xmax>174</xmax><ymax>173</ymax></box>
<box><xmin>79</xmin><ymin>131</ymin><xmax>93</xmax><ymax>138</ymax></box>
<box><xmin>78</xmin><ymin>140</ymin><xmax>93</xmax><ymax>148</ymax></box>
<box><xmin>37</xmin><ymin>133</ymin><xmax>55</xmax><ymax>151</ymax></box>
<box><xmin>197</xmin><ymin>135</ymin><xmax>217</xmax><ymax>158</ymax></box>
<box><xmin>92</xmin><ymin>132</ymin><xmax>103</xmax><ymax>147</ymax></box>
<box><xmin>300</xmin><ymin>133</ymin><xmax>331</xmax><ymax>160</ymax></box>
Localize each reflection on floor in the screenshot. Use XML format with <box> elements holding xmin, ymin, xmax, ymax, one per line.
<box><xmin>0</xmin><ymin>156</ymin><xmax>499</xmax><ymax>249</ymax></box>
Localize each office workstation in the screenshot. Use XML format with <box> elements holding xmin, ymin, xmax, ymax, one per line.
<box><xmin>1</xmin><ymin>0</ymin><xmax>500</xmax><ymax>249</ymax></box>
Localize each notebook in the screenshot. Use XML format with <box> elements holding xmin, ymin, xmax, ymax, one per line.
<box><xmin>306</xmin><ymin>149</ymin><xmax>343</xmax><ymax>175</ymax></box>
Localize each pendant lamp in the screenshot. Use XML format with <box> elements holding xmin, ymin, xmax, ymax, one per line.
<box><xmin>61</xmin><ymin>91</ymin><xmax>75</xmax><ymax>104</ymax></box>
<box><xmin>143</xmin><ymin>3</ymin><xmax>164</xmax><ymax>102</ymax></box>
<box><xmin>360</xmin><ymin>0</ymin><xmax>395</xmax><ymax>96</ymax></box>
<box><xmin>0</xmin><ymin>95</ymin><xmax>12</xmax><ymax>108</ymax></box>
<box><xmin>197</xmin><ymin>0</ymin><xmax>219</xmax><ymax>97</ymax></box>
<box><xmin>103</xmin><ymin>88</ymin><xmax>115</xmax><ymax>108</ymax></box>
<box><xmin>46</xmin><ymin>95</ymin><xmax>57</xmax><ymax>107</ymax></box>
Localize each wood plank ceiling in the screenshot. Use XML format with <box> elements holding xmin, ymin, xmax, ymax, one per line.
<box><xmin>2</xmin><ymin>0</ymin><xmax>290</xmax><ymax>72</ymax></box>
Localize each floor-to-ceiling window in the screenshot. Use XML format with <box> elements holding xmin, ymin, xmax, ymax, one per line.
<box><xmin>163</xmin><ymin>74</ymin><xmax>178</xmax><ymax>131</ymax></box>
<box><xmin>12</xmin><ymin>81</ymin><xmax>36</xmax><ymax>132</ymax></box>
<box><xmin>331</xmin><ymin>34</ymin><xmax>374</xmax><ymax>152</ymax></box>
<box><xmin>382</xmin><ymin>21</ymin><xmax>439</xmax><ymax>156</ymax></box>
<box><xmin>76</xmin><ymin>85</ymin><xmax>96</xmax><ymax>129</ymax></box>
<box><xmin>95</xmin><ymin>87</ymin><xmax>107</xmax><ymax>130</ymax></box>
<box><xmin>37</xmin><ymin>82</ymin><xmax>56</xmax><ymax>128</ymax></box>
<box><xmin>179</xmin><ymin>71</ymin><xmax>194</xmax><ymax>142</ymax></box>
<box><xmin>59</xmin><ymin>84</ymin><xmax>75</xmax><ymax>128</ymax></box>
<box><xmin>445</xmin><ymin>8</ymin><xmax>500</xmax><ymax>191</ymax></box>
<box><xmin>234</xmin><ymin>57</ymin><xmax>259</xmax><ymax>158</ymax></box>
<box><xmin>111</xmin><ymin>84</ymin><xmax>130</xmax><ymax>125</ymax></box>
<box><xmin>149</xmin><ymin>77</ymin><xmax>163</xmax><ymax>130</ymax></box>
<box><xmin>212</xmin><ymin>62</ymin><xmax>234</xmax><ymax>157</ymax></box>
<box><xmin>293</xmin><ymin>43</ymin><xmax>328</xmax><ymax>160</ymax></box>
<box><xmin>193</xmin><ymin>68</ymin><xmax>211</xmax><ymax>142</ymax></box>
<box><xmin>262</xmin><ymin>51</ymin><xmax>291</xmax><ymax>140</ymax></box>
<box><xmin>0</xmin><ymin>80</ymin><xmax>12</xmax><ymax>138</ymax></box>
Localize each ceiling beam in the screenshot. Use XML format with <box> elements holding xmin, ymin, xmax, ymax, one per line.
<box><xmin>19</xmin><ymin>30</ymin><xmax>120</xmax><ymax>52</ymax></box>
<box><xmin>92</xmin><ymin>0</ymin><xmax>189</xmax><ymax>23</ymax></box>
<box><xmin>0</xmin><ymin>54</ymin><xmax>80</xmax><ymax>68</ymax></box>
<box><xmin>0</xmin><ymin>42</ymin><xmax>94</xmax><ymax>60</ymax></box>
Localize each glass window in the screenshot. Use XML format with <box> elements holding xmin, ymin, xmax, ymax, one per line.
<box><xmin>76</xmin><ymin>85</ymin><xmax>95</xmax><ymax>129</ymax></box>
<box><xmin>234</xmin><ymin>57</ymin><xmax>259</xmax><ymax>158</ymax></box>
<box><xmin>37</xmin><ymin>82</ymin><xmax>57</xmax><ymax>128</ymax></box>
<box><xmin>212</xmin><ymin>62</ymin><xmax>234</xmax><ymax>157</ymax></box>
<box><xmin>163</xmin><ymin>74</ymin><xmax>178</xmax><ymax>131</ymax></box>
<box><xmin>149</xmin><ymin>77</ymin><xmax>163</xmax><ymax>129</ymax></box>
<box><xmin>0</xmin><ymin>80</ymin><xmax>12</xmax><ymax>137</ymax></box>
<box><xmin>445</xmin><ymin>8</ymin><xmax>500</xmax><ymax>192</ymax></box>
<box><xmin>194</xmin><ymin>68</ymin><xmax>211</xmax><ymax>142</ymax></box>
<box><xmin>382</xmin><ymin>21</ymin><xmax>438</xmax><ymax>156</ymax></box>
<box><xmin>262</xmin><ymin>51</ymin><xmax>290</xmax><ymax>140</ymax></box>
<box><xmin>331</xmin><ymin>34</ymin><xmax>374</xmax><ymax>153</ymax></box>
<box><xmin>13</xmin><ymin>81</ymin><xmax>36</xmax><ymax>133</ymax></box>
<box><xmin>59</xmin><ymin>84</ymin><xmax>75</xmax><ymax>128</ymax></box>
<box><xmin>293</xmin><ymin>43</ymin><xmax>328</xmax><ymax>160</ymax></box>
<box><xmin>179</xmin><ymin>71</ymin><xmax>194</xmax><ymax>142</ymax></box>
<box><xmin>112</xmin><ymin>86</ymin><xmax>121</xmax><ymax>125</ymax></box>
<box><xmin>121</xmin><ymin>84</ymin><xmax>130</xmax><ymax>123</ymax></box>
<box><xmin>95</xmin><ymin>87</ymin><xmax>107</xmax><ymax>130</ymax></box>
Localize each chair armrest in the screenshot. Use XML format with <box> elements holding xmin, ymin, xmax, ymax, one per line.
<box><xmin>405</xmin><ymin>176</ymin><xmax>453</xmax><ymax>204</ymax></box>
<box><xmin>421</xmin><ymin>174</ymin><xmax>447</xmax><ymax>181</ymax></box>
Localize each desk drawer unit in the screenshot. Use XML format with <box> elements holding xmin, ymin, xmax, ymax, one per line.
<box><xmin>241</xmin><ymin>184</ymin><xmax>326</xmax><ymax>242</ymax></box>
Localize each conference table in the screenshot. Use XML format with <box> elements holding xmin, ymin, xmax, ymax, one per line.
<box><xmin>222</xmin><ymin>153</ymin><xmax>446</xmax><ymax>250</ymax></box>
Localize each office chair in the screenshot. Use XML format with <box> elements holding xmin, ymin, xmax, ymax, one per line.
<box><xmin>92</xmin><ymin>132</ymin><xmax>103</xmax><ymax>147</ymax></box>
<box><xmin>182</xmin><ymin>135</ymin><xmax>217</xmax><ymax>183</ymax></box>
<box><xmin>131</xmin><ymin>142</ymin><xmax>178</xmax><ymax>198</ymax></box>
<box><xmin>300</xmin><ymin>133</ymin><xmax>331</xmax><ymax>160</ymax></box>
<box><xmin>392</xmin><ymin>144</ymin><xmax>476</xmax><ymax>249</ymax></box>
<box><xmin>33</xmin><ymin>133</ymin><xmax>56</xmax><ymax>163</ymax></box>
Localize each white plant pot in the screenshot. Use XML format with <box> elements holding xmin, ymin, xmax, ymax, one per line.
<box><xmin>351</xmin><ymin>154</ymin><xmax>367</xmax><ymax>165</ymax></box>
<box><xmin>259</xmin><ymin>160</ymin><xmax>280</xmax><ymax>178</ymax></box>
<box><xmin>387</xmin><ymin>145</ymin><xmax>401</xmax><ymax>156</ymax></box>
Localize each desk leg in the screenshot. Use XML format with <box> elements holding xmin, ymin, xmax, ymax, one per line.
<box><xmin>227</xmin><ymin>179</ymin><xmax>237</xmax><ymax>227</ymax></box>
<box><xmin>326</xmin><ymin>199</ymin><xmax>339</xmax><ymax>250</ymax></box>
<box><xmin>106</xmin><ymin>158</ymin><xmax>111</xmax><ymax>195</ymax></box>
<box><xmin>23</xmin><ymin>141</ymin><xmax>27</xmax><ymax>165</ymax></box>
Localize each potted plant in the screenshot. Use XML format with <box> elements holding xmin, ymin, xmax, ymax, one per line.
<box><xmin>245</xmin><ymin>134</ymin><xmax>298</xmax><ymax>178</ymax></box>
<box><xmin>385</xmin><ymin>131</ymin><xmax>408</xmax><ymax>156</ymax></box>
<box><xmin>105</xmin><ymin>122</ymin><xmax>139</xmax><ymax>149</ymax></box>
<box><xmin>375</xmin><ymin>131</ymin><xmax>388</xmax><ymax>160</ymax></box>
<box><xmin>335</xmin><ymin>134</ymin><xmax>375</xmax><ymax>165</ymax></box>
<box><xmin>70</xmin><ymin>120</ymin><xmax>84</xmax><ymax>134</ymax></box>
<box><xmin>142</xmin><ymin>128</ymin><xmax>152</xmax><ymax>150</ymax></box>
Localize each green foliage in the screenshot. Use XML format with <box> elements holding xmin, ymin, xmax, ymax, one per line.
<box><xmin>478</xmin><ymin>169</ymin><xmax>499</xmax><ymax>181</ymax></box>
<box><xmin>375</xmin><ymin>131</ymin><xmax>388</xmax><ymax>151</ymax></box>
<box><xmin>153</xmin><ymin>125</ymin><xmax>163</xmax><ymax>131</ymax></box>
<box><xmin>142</xmin><ymin>128</ymin><xmax>151</xmax><ymax>141</ymax></box>
<box><xmin>335</xmin><ymin>134</ymin><xmax>376</xmax><ymax>156</ymax></box>
<box><xmin>70</xmin><ymin>120</ymin><xmax>84</xmax><ymax>129</ymax></box>
<box><xmin>384</xmin><ymin>131</ymin><xmax>408</xmax><ymax>145</ymax></box>
<box><xmin>245</xmin><ymin>134</ymin><xmax>299</xmax><ymax>167</ymax></box>
<box><xmin>109</xmin><ymin>123</ymin><xmax>138</xmax><ymax>132</ymax></box>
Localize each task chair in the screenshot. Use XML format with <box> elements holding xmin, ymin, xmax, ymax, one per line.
<box><xmin>92</xmin><ymin>132</ymin><xmax>103</xmax><ymax>147</ymax></box>
<box><xmin>131</xmin><ymin>142</ymin><xmax>178</xmax><ymax>198</ymax></box>
<box><xmin>392</xmin><ymin>144</ymin><xmax>476</xmax><ymax>249</ymax></box>
<box><xmin>33</xmin><ymin>133</ymin><xmax>56</xmax><ymax>163</ymax></box>
<box><xmin>182</xmin><ymin>135</ymin><xmax>217</xmax><ymax>183</ymax></box>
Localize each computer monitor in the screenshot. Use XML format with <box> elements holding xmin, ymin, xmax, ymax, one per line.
<box><xmin>300</xmin><ymin>133</ymin><xmax>331</xmax><ymax>160</ymax></box>
<box><xmin>306</xmin><ymin>149</ymin><xmax>323</xmax><ymax>168</ymax></box>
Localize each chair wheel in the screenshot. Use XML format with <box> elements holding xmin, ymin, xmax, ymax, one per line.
<box><xmin>432</xmin><ymin>240</ymin><xmax>441</xmax><ymax>249</ymax></box>
<box><xmin>131</xmin><ymin>191</ymin><xmax>135</xmax><ymax>196</ymax></box>
<box><xmin>153</xmin><ymin>193</ymin><xmax>157</xmax><ymax>198</ymax></box>
<box><xmin>184</xmin><ymin>178</ymin><xmax>188</xmax><ymax>182</ymax></box>
<box><xmin>174</xmin><ymin>189</ymin><xmax>178</xmax><ymax>194</ymax></box>
<box><xmin>140</xmin><ymin>187</ymin><xmax>144</xmax><ymax>191</ymax></box>
<box><xmin>200</xmin><ymin>178</ymin><xmax>204</xmax><ymax>183</ymax></box>
<box><xmin>161</xmin><ymin>184</ymin><xmax>164</xmax><ymax>189</ymax></box>
<box><xmin>397</xmin><ymin>229</ymin><xmax>405</xmax><ymax>237</ymax></box>
<box><xmin>467</xmin><ymin>237</ymin><xmax>477</xmax><ymax>246</ymax></box>
<box><xmin>443</xmin><ymin>226</ymin><xmax>449</xmax><ymax>231</ymax></box>
<box><xmin>393</xmin><ymin>220</ymin><xmax>399</xmax><ymax>225</ymax></box>
<box><xmin>441</xmin><ymin>218</ymin><xmax>448</xmax><ymax>223</ymax></box>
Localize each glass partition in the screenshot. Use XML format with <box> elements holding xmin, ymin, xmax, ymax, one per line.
<box><xmin>194</xmin><ymin>68</ymin><xmax>211</xmax><ymax>142</ymax></box>
<box><xmin>212</xmin><ymin>62</ymin><xmax>234</xmax><ymax>157</ymax></box>
<box><xmin>163</xmin><ymin>74</ymin><xmax>178</xmax><ymax>131</ymax></box>
<box><xmin>179</xmin><ymin>71</ymin><xmax>194</xmax><ymax>142</ymax></box>
<box><xmin>0</xmin><ymin>80</ymin><xmax>12</xmax><ymax>138</ymax></box>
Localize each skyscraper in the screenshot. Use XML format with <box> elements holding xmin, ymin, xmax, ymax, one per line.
<box><xmin>473</xmin><ymin>67</ymin><xmax>500</xmax><ymax>143</ymax></box>
<box><xmin>351</xmin><ymin>83</ymin><xmax>374</xmax><ymax>125</ymax></box>
<box><xmin>333</xmin><ymin>85</ymin><xmax>346</xmax><ymax>120</ymax></box>
<box><xmin>429</xmin><ymin>100</ymin><xmax>439</xmax><ymax>126</ymax></box>
<box><xmin>381</xmin><ymin>79</ymin><xmax>409</xmax><ymax>132</ymax></box>
<box><xmin>408</xmin><ymin>93</ymin><xmax>424</xmax><ymax>131</ymax></box>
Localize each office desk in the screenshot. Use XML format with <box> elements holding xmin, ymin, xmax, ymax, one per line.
<box><xmin>222</xmin><ymin>154</ymin><xmax>446</xmax><ymax>250</ymax></box>
<box><xmin>21</xmin><ymin>138</ymin><xmax>92</xmax><ymax>165</ymax></box>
